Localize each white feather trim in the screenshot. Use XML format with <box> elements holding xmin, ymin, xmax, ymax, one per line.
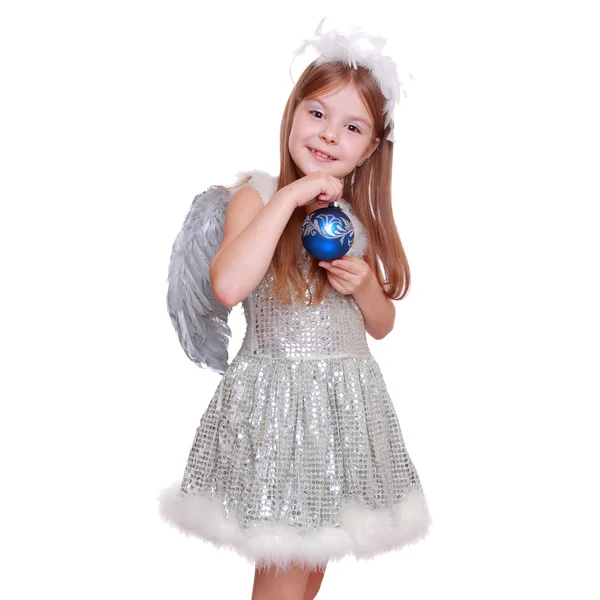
<box><xmin>289</xmin><ymin>17</ymin><xmax>404</xmax><ymax>137</ymax></box>
<box><xmin>339</xmin><ymin>197</ymin><xmax>369</xmax><ymax>259</ymax></box>
<box><xmin>157</xmin><ymin>481</ymin><xmax>431</xmax><ymax>571</ymax></box>
<box><xmin>226</xmin><ymin>169</ymin><xmax>280</xmax><ymax>206</ymax></box>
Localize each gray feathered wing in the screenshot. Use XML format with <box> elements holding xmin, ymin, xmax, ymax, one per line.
<box><xmin>166</xmin><ymin>185</ymin><xmax>234</xmax><ymax>376</ymax></box>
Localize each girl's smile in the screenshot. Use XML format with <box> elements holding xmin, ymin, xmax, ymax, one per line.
<box><xmin>308</xmin><ymin>147</ymin><xmax>338</xmax><ymax>161</ymax></box>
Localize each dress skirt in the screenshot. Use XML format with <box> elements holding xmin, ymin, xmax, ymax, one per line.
<box><xmin>158</xmin><ymin>351</ymin><xmax>431</xmax><ymax>571</ymax></box>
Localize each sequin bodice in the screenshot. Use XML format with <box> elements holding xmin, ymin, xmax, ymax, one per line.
<box><xmin>238</xmin><ymin>249</ymin><xmax>371</xmax><ymax>361</ymax></box>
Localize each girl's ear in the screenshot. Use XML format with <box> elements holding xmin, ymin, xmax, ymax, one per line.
<box><xmin>362</xmin><ymin>137</ymin><xmax>381</xmax><ymax>162</ymax></box>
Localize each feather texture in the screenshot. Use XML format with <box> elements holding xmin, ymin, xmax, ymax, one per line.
<box><xmin>289</xmin><ymin>16</ymin><xmax>403</xmax><ymax>139</ymax></box>
<box><xmin>226</xmin><ymin>169</ymin><xmax>280</xmax><ymax>204</ymax></box>
<box><xmin>338</xmin><ymin>197</ymin><xmax>369</xmax><ymax>259</ymax></box>
<box><xmin>167</xmin><ymin>186</ymin><xmax>233</xmax><ymax>375</ymax></box>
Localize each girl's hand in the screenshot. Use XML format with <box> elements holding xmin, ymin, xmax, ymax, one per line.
<box><xmin>285</xmin><ymin>172</ymin><xmax>344</xmax><ymax>208</ymax></box>
<box><xmin>318</xmin><ymin>255</ymin><xmax>374</xmax><ymax>295</ymax></box>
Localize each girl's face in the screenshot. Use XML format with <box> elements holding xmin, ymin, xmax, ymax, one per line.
<box><xmin>288</xmin><ymin>83</ymin><xmax>381</xmax><ymax>180</ymax></box>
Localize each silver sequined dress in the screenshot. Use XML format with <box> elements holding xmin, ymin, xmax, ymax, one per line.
<box><xmin>158</xmin><ymin>172</ymin><xmax>432</xmax><ymax>571</ymax></box>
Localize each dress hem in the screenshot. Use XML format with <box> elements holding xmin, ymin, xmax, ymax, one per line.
<box><xmin>157</xmin><ymin>481</ymin><xmax>432</xmax><ymax>571</ymax></box>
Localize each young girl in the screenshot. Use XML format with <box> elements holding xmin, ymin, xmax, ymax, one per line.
<box><xmin>158</xmin><ymin>18</ymin><xmax>431</xmax><ymax>600</ymax></box>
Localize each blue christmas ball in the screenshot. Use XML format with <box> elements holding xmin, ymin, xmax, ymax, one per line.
<box><xmin>301</xmin><ymin>202</ymin><xmax>355</xmax><ymax>261</ymax></box>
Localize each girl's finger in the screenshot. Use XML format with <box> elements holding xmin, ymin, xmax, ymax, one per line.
<box><xmin>321</xmin><ymin>259</ymin><xmax>355</xmax><ymax>273</ymax></box>
<box><xmin>322</xmin><ymin>264</ymin><xmax>355</xmax><ymax>283</ymax></box>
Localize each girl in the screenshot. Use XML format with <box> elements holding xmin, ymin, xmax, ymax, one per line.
<box><xmin>158</xmin><ymin>18</ymin><xmax>432</xmax><ymax>600</ymax></box>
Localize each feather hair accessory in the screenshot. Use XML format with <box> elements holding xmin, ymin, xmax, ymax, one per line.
<box><xmin>289</xmin><ymin>17</ymin><xmax>405</xmax><ymax>143</ymax></box>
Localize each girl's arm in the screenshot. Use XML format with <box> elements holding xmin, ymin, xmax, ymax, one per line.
<box><xmin>209</xmin><ymin>186</ymin><xmax>299</xmax><ymax>307</ymax></box>
<box><xmin>352</xmin><ymin>276</ymin><xmax>396</xmax><ymax>340</ymax></box>
<box><xmin>352</xmin><ymin>249</ymin><xmax>396</xmax><ymax>339</ymax></box>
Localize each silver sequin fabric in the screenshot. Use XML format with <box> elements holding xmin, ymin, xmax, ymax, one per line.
<box><xmin>163</xmin><ymin>248</ymin><xmax>430</xmax><ymax>562</ymax></box>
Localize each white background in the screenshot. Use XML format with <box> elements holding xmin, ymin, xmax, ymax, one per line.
<box><xmin>1</xmin><ymin>1</ymin><xmax>598</xmax><ymax>598</ymax></box>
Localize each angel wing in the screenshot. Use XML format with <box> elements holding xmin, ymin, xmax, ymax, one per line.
<box><xmin>166</xmin><ymin>185</ymin><xmax>234</xmax><ymax>376</ymax></box>
<box><xmin>166</xmin><ymin>169</ymin><xmax>278</xmax><ymax>376</ymax></box>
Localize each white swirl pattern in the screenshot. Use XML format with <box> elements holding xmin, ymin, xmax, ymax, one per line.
<box><xmin>301</xmin><ymin>212</ymin><xmax>355</xmax><ymax>249</ymax></box>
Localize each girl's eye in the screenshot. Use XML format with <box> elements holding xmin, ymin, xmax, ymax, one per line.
<box><xmin>309</xmin><ymin>110</ymin><xmax>361</xmax><ymax>134</ymax></box>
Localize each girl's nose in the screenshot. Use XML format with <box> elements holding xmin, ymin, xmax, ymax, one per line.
<box><xmin>319</xmin><ymin>128</ymin><xmax>338</xmax><ymax>143</ymax></box>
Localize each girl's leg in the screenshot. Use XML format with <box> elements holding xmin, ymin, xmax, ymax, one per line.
<box><xmin>302</xmin><ymin>562</ymin><xmax>328</xmax><ymax>600</ymax></box>
<box><xmin>251</xmin><ymin>563</ymin><xmax>311</xmax><ymax>600</ymax></box>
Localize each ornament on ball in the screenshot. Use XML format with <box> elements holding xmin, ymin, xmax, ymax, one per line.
<box><xmin>301</xmin><ymin>201</ymin><xmax>354</xmax><ymax>261</ymax></box>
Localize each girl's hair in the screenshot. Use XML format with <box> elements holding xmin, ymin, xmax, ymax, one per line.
<box><xmin>231</xmin><ymin>59</ymin><xmax>411</xmax><ymax>305</ymax></box>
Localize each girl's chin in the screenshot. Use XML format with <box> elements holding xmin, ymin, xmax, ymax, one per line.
<box><xmin>292</xmin><ymin>157</ymin><xmax>346</xmax><ymax>179</ymax></box>
<box><xmin>297</xmin><ymin>161</ymin><xmax>341</xmax><ymax>175</ymax></box>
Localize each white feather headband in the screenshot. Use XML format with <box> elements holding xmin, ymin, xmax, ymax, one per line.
<box><xmin>289</xmin><ymin>17</ymin><xmax>404</xmax><ymax>143</ymax></box>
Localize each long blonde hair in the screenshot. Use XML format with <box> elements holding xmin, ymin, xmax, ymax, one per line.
<box><xmin>232</xmin><ymin>60</ymin><xmax>411</xmax><ymax>305</ymax></box>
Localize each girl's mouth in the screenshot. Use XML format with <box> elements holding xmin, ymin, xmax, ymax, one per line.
<box><xmin>308</xmin><ymin>147</ymin><xmax>337</xmax><ymax>161</ymax></box>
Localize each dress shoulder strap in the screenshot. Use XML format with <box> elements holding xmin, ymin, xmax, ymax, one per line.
<box><xmin>221</xmin><ymin>169</ymin><xmax>280</xmax><ymax>205</ymax></box>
